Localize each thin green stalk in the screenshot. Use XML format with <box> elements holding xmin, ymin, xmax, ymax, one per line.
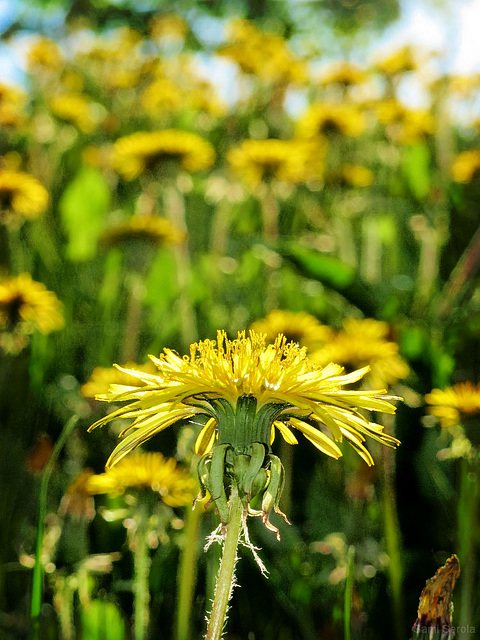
<box><xmin>205</xmin><ymin>487</ymin><xmax>244</xmax><ymax>640</ymax></box>
<box><xmin>176</xmin><ymin>503</ymin><xmax>202</xmax><ymax>640</ymax></box>
<box><xmin>30</xmin><ymin>415</ymin><xmax>79</xmax><ymax>640</ymax></box>
<box><xmin>344</xmin><ymin>545</ymin><xmax>355</xmax><ymax>640</ymax></box>
<box><xmin>457</xmin><ymin>457</ymin><xmax>478</xmax><ymax>639</ymax></box>
<box><xmin>133</xmin><ymin>504</ymin><xmax>151</xmax><ymax>640</ymax></box>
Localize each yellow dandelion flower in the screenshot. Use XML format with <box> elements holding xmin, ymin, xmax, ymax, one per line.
<box><xmin>217</xmin><ymin>19</ymin><xmax>307</xmax><ymax>85</ymax></box>
<box><xmin>86</xmin><ymin>452</ymin><xmax>197</xmax><ymax>507</ymax></box>
<box><xmin>99</xmin><ymin>215</ymin><xmax>185</xmax><ymax>248</ymax></box>
<box><xmin>250</xmin><ymin>310</ymin><xmax>332</xmax><ymax>352</ymax></box>
<box><xmin>0</xmin><ymin>170</ymin><xmax>49</xmax><ymax>225</ymax></box>
<box><xmin>339</xmin><ymin>164</ymin><xmax>375</xmax><ymax>187</ymax></box>
<box><xmin>50</xmin><ymin>94</ymin><xmax>100</xmax><ymax>134</ymax></box>
<box><xmin>374</xmin><ymin>100</ymin><xmax>434</xmax><ymax>144</ymax></box>
<box><xmin>0</xmin><ymin>273</ymin><xmax>64</xmax><ymax>352</ymax></box>
<box><xmin>141</xmin><ymin>79</ymin><xmax>184</xmax><ymax>117</ymax></box>
<box><xmin>149</xmin><ymin>13</ymin><xmax>188</xmax><ymax>41</ymax></box>
<box><xmin>112</xmin><ymin>130</ymin><xmax>216</xmax><ymax>180</ymax></box>
<box><xmin>312</xmin><ymin>319</ymin><xmax>409</xmax><ymax>389</ymax></box>
<box><xmin>296</xmin><ymin>103</ymin><xmax>367</xmax><ymax>139</ymax></box>
<box><xmin>373</xmin><ymin>45</ymin><xmax>419</xmax><ymax>75</ymax></box>
<box><xmin>89</xmin><ymin>330</ymin><xmax>400</xmax><ymax>469</ymax></box>
<box><xmin>318</xmin><ymin>61</ymin><xmax>367</xmax><ymax>87</ymax></box>
<box><xmin>27</xmin><ymin>37</ymin><xmax>63</xmax><ymax>71</ymax></box>
<box><xmin>227</xmin><ymin>138</ymin><xmax>325</xmax><ymax>186</ymax></box>
<box><xmin>425</xmin><ymin>382</ymin><xmax>480</xmax><ymax>428</ymax></box>
<box><xmin>81</xmin><ymin>361</ymin><xmax>158</xmax><ymax>398</ymax></box>
<box><xmin>0</xmin><ymin>83</ymin><xmax>27</xmax><ymax>128</ymax></box>
<box><xmin>451</xmin><ymin>150</ymin><xmax>480</xmax><ymax>183</ymax></box>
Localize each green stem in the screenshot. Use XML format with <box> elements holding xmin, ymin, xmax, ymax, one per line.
<box><xmin>457</xmin><ymin>457</ymin><xmax>479</xmax><ymax>639</ymax></box>
<box><xmin>344</xmin><ymin>545</ymin><xmax>355</xmax><ymax>640</ymax></box>
<box><xmin>133</xmin><ymin>505</ymin><xmax>151</xmax><ymax>640</ymax></box>
<box><xmin>176</xmin><ymin>503</ymin><xmax>202</xmax><ymax>640</ymax></box>
<box><xmin>30</xmin><ymin>415</ymin><xmax>79</xmax><ymax>640</ymax></box>
<box><xmin>205</xmin><ymin>486</ymin><xmax>244</xmax><ymax>640</ymax></box>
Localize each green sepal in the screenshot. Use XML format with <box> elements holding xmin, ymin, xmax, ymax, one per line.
<box><xmin>242</xmin><ymin>442</ymin><xmax>267</xmax><ymax>499</ymax></box>
<box><xmin>208</xmin><ymin>444</ymin><xmax>231</xmax><ymax>524</ymax></box>
<box><xmin>252</xmin><ymin>403</ymin><xmax>289</xmax><ymax>448</ymax></box>
<box><xmin>196</xmin><ymin>452</ymin><xmax>212</xmax><ymax>501</ymax></box>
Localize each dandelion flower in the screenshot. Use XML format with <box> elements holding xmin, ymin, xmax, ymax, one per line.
<box><xmin>112</xmin><ymin>130</ymin><xmax>215</xmax><ymax>180</ymax></box>
<box><xmin>425</xmin><ymin>382</ymin><xmax>480</xmax><ymax>429</ymax></box>
<box><xmin>451</xmin><ymin>150</ymin><xmax>480</xmax><ymax>183</ymax></box>
<box><xmin>227</xmin><ymin>139</ymin><xmax>325</xmax><ymax>186</ymax></box>
<box><xmin>86</xmin><ymin>452</ymin><xmax>197</xmax><ymax>507</ymax></box>
<box><xmin>249</xmin><ymin>310</ymin><xmax>332</xmax><ymax>352</ymax></box>
<box><xmin>99</xmin><ymin>215</ymin><xmax>185</xmax><ymax>249</ymax></box>
<box><xmin>296</xmin><ymin>103</ymin><xmax>367</xmax><ymax>139</ymax></box>
<box><xmin>312</xmin><ymin>318</ymin><xmax>409</xmax><ymax>389</ymax></box>
<box><xmin>50</xmin><ymin>94</ymin><xmax>100</xmax><ymax>134</ymax></box>
<box><xmin>0</xmin><ymin>273</ymin><xmax>64</xmax><ymax>352</ymax></box>
<box><xmin>318</xmin><ymin>61</ymin><xmax>367</xmax><ymax>87</ymax></box>
<box><xmin>0</xmin><ymin>170</ymin><xmax>49</xmax><ymax>225</ymax></box>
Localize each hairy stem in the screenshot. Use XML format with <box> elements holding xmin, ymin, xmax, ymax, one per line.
<box><xmin>176</xmin><ymin>503</ymin><xmax>202</xmax><ymax>640</ymax></box>
<box><xmin>205</xmin><ymin>487</ymin><xmax>244</xmax><ymax>640</ymax></box>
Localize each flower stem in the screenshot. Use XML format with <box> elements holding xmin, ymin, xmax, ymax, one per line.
<box><xmin>176</xmin><ymin>503</ymin><xmax>202</xmax><ymax>640</ymax></box>
<box><xmin>30</xmin><ymin>415</ymin><xmax>79</xmax><ymax>640</ymax></box>
<box><xmin>132</xmin><ymin>505</ymin><xmax>151</xmax><ymax>640</ymax></box>
<box><xmin>205</xmin><ymin>487</ymin><xmax>244</xmax><ymax>640</ymax></box>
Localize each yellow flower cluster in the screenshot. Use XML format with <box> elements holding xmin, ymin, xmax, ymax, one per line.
<box><xmin>0</xmin><ymin>169</ymin><xmax>49</xmax><ymax>226</ymax></box>
<box><xmin>86</xmin><ymin>452</ymin><xmax>197</xmax><ymax>507</ymax></box>
<box><xmin>227</xmin><ymin>138</ymin><xmax>325</xmax><ymax>186</ymax></box>
<box><xmin>217</xmin><ymin>19</ymin><xmax>307</xmax><ymax>85</ymax></box>
<box><xmin>112</xmin><ymin>130</ymin><xmax>216</xmax><ymax>180</ymax></box>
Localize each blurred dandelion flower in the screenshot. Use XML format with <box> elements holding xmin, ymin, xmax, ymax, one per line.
<box><xmin>374</xmin><ymin>100</ymin><xmax>434</xmax><ymax>144</ymax></box>
<box><xmin>425</xmin><ymin>382</ymin><xmax>480</xmax><ymax>428</ymax></box>
<box><xmin>451</xmin><ymin>150</ymin><xmax>480</xmax><ymax>183</ymax></box>
<box><xmin>141</xmin><ymin>78</ymin><xmax>185</xmax><ymax>117</ymax></box>
<box><xmin>27</xmin><ymin>37</ymin><xmax>63</xmax><ymax>71</ymax></box>
<box><xmin>81</xmin><ymin>361</ymin><xmax>158</xmax><ymax>398</ymax></box>
<box><xmin>218</xmin><ymin>19</ymin><xmax>307</xmax><ymax>85</ymax></box>
<box><xmin>249</xmin><ymin>310</ymin><xmax>332</xmax><ymax>352</ymax></box>
<box><xmin>0</xmin><ymin>83</ymin><xmax>27</xmax><ymax>128</ymax></box>
<box><xmin>86</xmin><ymin>452</ymin><xmax>197</xmax><ymax>507</ymax></box>
<box><xmin>296</xmin><ymin>103</ymin><xmax>367</xmax><ymax>139</ymax></box>
<box><xmin>149</xmin><ymin>13</ymin><xmax>188</xmax><ymax>42</ymax></box>
<box><xmin>100</xmin><ymin>215</ymin><xmax>185</xmax><ymax>249</ymax></box>
<box><xmin>373</xmin><ymin>45</ymin><xmax>420</xmax><ymax>75</ymax></box>
<box><xmin>227</xmin><ymin>139</ymin><xmax>325</xmax><ymax>186</ymax></box>
<box><xmin>0</xmin><ymin>273</ymin><xmax>64</xmax><ymax>353</ymax></box>
<box><xmin>50</xmin><ymin>94</ymin><xmax>100</xmax><ymax>134</ymax></box>
<box><xmin>318</xmin><ymin>61</ymin><xmax>367</xmax><ymax>87</ymax></box>
<box><xmin>312</xmin><ymin>319</ymin><xmax>409</xmax><ymax>389</ymax></box>
<box><xmin>341</xmin><ymin>164</ymin><xmax>375</xmax><ymax>187</ymax></box>
<box><xmin>0</xmin><ymin>169</ymin><xmax>49</xmax><ymax>225</ymax></box>
<box><xmin>112</xmin><ymin>130</ymin><xmax>215</xmax><ymax>180</ymax></box>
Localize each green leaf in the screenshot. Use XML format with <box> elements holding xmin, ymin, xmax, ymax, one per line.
<box><xmin>59</xmin><ymin>166</ymin><xmax>110</xmax><ymax>261</ymax></box>
<box><xmin>401</xmin><ymin>144</ymin><xmax>431</xmax><ymax>200</ymax></box>
<box><xmin>280</xmin><ymin>244</ymin><xmax>380</xmax><ymax>316</ymax></box>
<box><xmin>79</xmin><ymin>600</ymin><xmax>126</xmax><ymax>640</ymax></box>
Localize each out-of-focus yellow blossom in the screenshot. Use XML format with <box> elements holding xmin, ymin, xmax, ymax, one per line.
<box><xmin>0</xmin><ymin>273</ymin><xmax>64</xmax><ymax>353</ymax></box>
<box><xmin>312</xmin><ymin>318</ymin><xmax>409</xmax><ymax>389</ymax></box>
<box><xmin>217</xmin><ymin>18</ymin><xmax>307</xmax><ymax>85</ymax></box>
<box><xmin>0</xmin><ymin>169</ymin><xmax>49</xmax><ymax>225</ymax></box>
<box><xmin>425</xmin><ymin>382</ymin><xmax>480</xmax><ymax>428</ymax></box>
<box><xmin>249</xmin><ymin>310</ymin><xmax>332</xmax><ymax>352</ymax></box>
<box><xmin>373</xmin><ymin>45</ymin><xmax>420</xmax><ymax>75</ymax></box>
<box><xmin>81</xmin><ymin>361</ymin><xmax>158</xmax><ymax>398</ymax></box>
<box><xmin>86</xmin><ymin>452</ymin><xmax>197</xmax><ymax>507</ymax></box>
<box><xmin>149</xmin><ymin>13</ymin><xmax>188</xmax><ymax>42</ymax></box>
<box><xmin>227</xmin><ymin>138</ymin><xmax>325</xmax><ymax>186</ymax></box>
<box><xmin>50</xmin><ymin>94</ymin><xmax>101</xmax><ymax>134</ymax></box>
<box><xmin>141</xmin><ymin>78</ymin><xmax>184</xmax><ymax>116</ymax></box>
<box><xmin>0</xmin><ymin>83</ymin><xmax>27</xmax><ymax>128</ymax></box>
<box><xmin>82</xmin><ymin>145</ymin><xmax>113</xmax><ymax>170</ymax></box>
<box><xmin>341</xmin><ymin>164</ymin><xmax>375</xmax><ymax>187</ymax></box>
<box><xmin>374</xmin><ymin>100</ymin><xmax>435</xmax><ymax>144</ymax></box>
<box><xmin>60</xmin><ymin>70</ymin><xmax>85</xmax><ymax>93</ymax></box>
<box><xmin>296</xmin><ymin>103</ymin><xmax>367</xmax><ymax>139</ymax></box>
<box><xmin>318</xmin><ymin>61</ymin><xmax>368</xmax><ymax>87</ymax></box>
<box><xmin>451</xmin><ymin>150</ymin><xmax>480</xmax><ymax>183</ymax></box>
<box><xmin>447</xmin><ymin>73</ymin><xmax>480</xmax><ymax>96</ymax></box>
<box><xmin>100</xmin><ymin>215</ymin><xmax>185</xmax><ymax>248</ymax></box>
<box><xmin>27</xmin><ymin>37</ymin><xmax>63</xmax><ymax>71</ymax></box>
<box><xmin>112</xmin><ymin>130</ymin><xmax>215</xmax><ymax>180</ymax></box>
